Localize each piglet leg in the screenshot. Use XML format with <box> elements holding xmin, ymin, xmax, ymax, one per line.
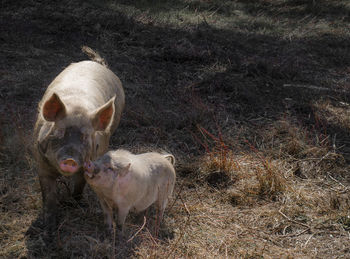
<box><xmin>117</xmin><ymin>205</ymin><xmax>131</xmax><ymax>236</ymax></box>
<box><xmin>99</xmin><ymin>199</ymin><xmax>114</xmax><ymax>234</ymax></box>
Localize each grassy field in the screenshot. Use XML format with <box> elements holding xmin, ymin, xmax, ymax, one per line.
<box><xmin>1</xmin><ymin>0</ymin><xmax>350</xmax><ymax>258</ymax></box>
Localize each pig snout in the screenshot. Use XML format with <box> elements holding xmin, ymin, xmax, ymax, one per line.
<box><xmin>59</xmin><ymin>158</ymin><xmax>79</xmax><ymax>174</ymax></box>
<box><xmin>56</xmin><ymin>144</ymin><xmax>86</xmax><ymax>175</ymax></box>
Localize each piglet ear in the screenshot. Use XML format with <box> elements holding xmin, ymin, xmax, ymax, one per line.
<box><xmin>42</xmin><ymin>93</ymin><xmax>66</xmax><ymax>122</ymax></box>
<box><xmin>119</xmin><ymin>163</ymin><xmax>131</xmax><ymax>177</ymax></box>
<box><xmin>92</xmin><ymin>96</ymin><xmax>115</xmax><ymax>131</ymax></box>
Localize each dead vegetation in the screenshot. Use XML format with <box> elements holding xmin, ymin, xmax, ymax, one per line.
<box><xmin>1</xmin><ymin>0</ymin><xmax>350</xmax><ymax>258</ymax></box>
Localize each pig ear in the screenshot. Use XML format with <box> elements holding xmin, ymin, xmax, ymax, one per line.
<box><xmin>42</xmin><ymin>93</ymin><xmax>66</xmax><ymax>122</ymax></box>
<box><xmin>92</xmin><ymin>96</ymin><xmax>115</xmax><ymax>131</ymax></box>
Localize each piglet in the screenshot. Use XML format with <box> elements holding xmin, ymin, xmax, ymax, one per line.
<box><xmin>84</xmin><ymin>149</ymin><xmax>176</xmax><ymax>235</ymax></box>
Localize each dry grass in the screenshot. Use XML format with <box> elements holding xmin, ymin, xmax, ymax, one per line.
<box><xmin>1</xmin><ymin>0</ymin><xmax>350</xmax><ymax>258</ymax></box>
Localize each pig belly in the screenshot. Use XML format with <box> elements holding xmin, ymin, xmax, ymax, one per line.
<box><xmin>132</xmin><ymin>191</ymin><xmax>159</xmax><ymax>212</ymax></box>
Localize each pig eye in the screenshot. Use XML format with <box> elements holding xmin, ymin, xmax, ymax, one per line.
<box><xmin>54</xmin><ymin>128</ymin><xmax>65</xmax><ymax>139</ymax></box>
<box><xmin>81</xmin><ymin>134</ymin><xmax>89</xmax><ymax>142</ymax></box>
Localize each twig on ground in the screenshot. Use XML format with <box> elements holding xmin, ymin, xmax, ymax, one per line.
<box><xmin>145</xmin><ymin>227</ymin><xmax>159</xmax><ymax>246</ymax></box>
<box><xmin>127</xmin><ymin>216</ymin><xmax>147</xmax><ymax>243</ymax></box>
<box><xmin>303</xmin><ymin>233</ymin><xmax>315</xmax><ymax>247</ymax></box>
<box><xmin>201</xmin><ymin>14</ymin><xmax>209</xmax><ymax>26</ymax></box>
<box><xmin>283</xmin><ymin>228</ymin><xmax>310</xmax><ymax>238</ymax></box>
<box><xmin>209</xmin><ymin>5</ymin><xmax>224</xmax><ymax>17</ymax></box>
<box><xmin>327</xmin><ymin>173</ymin><xmax>347</xmax><ymax>189</ymax></box>
<box><xmin>278</xmin><ymin>208</ymin><xmax>311</xmax><ymax>229</ymax></box>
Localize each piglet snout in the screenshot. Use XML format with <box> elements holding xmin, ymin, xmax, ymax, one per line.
<box><xmin>84</xmin><ymin>160</ymin><xmax>95</xmax><ymax>178</ymax></box>
<box><xmin>59</xmin><ymin>158</ymin><xmax>79</xmax><ymax>174</ymax></box>
<box><xmin>84</xmin><ymin>160</ymin><xmax>94</xmax><ymax>172</ymax></box>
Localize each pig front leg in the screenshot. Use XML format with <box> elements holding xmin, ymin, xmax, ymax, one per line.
<box><xmin>72</xmin><ymin>171</ymin><xmax>86</xmax><ymax>201</ymax></box>
<box><xmin>99</xmin><ymin>199</ymin><xmax>114</xmax><ymax>233</ymax></box>
<box><xmin>38</xmin><ymin>171</ymin><xmax>58</xmax><ymax>231</ymax></box>
<box><xmin>117</xmin><ymin>205</ymin><xmax>131</xmax><ymax>236</ymax></box>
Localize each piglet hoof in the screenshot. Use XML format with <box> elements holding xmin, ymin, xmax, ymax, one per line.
<box><xmin>118</xmin><ymin>230</ymin><xmax>126</xmax><ymax>243</ymax></box>
<box><xmin>115</xmin><ymin>224</ymin><xmax>126</xmax><ymax>242</ymax></box>
<box><xmin>101</xmin><ymin>225</ymin><xmax>114</xmax><ymax>240</ymax></box>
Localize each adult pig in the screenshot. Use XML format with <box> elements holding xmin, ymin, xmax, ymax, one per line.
<box><xmin>84</xmin><ymin>150</ymin><xmax>176</xmax><ymax>235</ymax></box>
<box><xmin>33</xmin><ymin>47</ymin><xmax>125</xmax><ymax>229</ymax></box>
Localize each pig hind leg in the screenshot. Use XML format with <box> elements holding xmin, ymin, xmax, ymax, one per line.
<box><xmin>156</xmin><ymin>188</ymin><xmax>170</xmax><ymax>224</ymax></box>
<box><xmin>152</xmin><ymin>187</ymin><xmax>170</xmax><ymax>237</ymax></box>
<box><xmin>157</xmin><ymin>179</ymin><xmax>174</xmax><ymax>223</ymax></box>
<box><xmin>157</xmin><ymin>196</ymin><xmax>168</xmax><ymax>223</ymax></box>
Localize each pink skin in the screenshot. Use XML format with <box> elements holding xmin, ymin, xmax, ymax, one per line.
<box><xmin>59</xmin><ymin>158</ymin><xmax>79</xmax><ymax>174</ymax></box>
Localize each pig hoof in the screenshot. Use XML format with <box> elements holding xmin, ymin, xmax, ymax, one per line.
<box><xmin>43</xmin><ymin>213</ymin><xmax>57</xmax><ymax>231</ymax></box>
<box><xmin>117</xmin><ymin>232</ymin><xmax>125</xmax><ymax>243</ymax></box>
<box><xmin>103</xmin><ymin>229</ymin><xmax>114</xmax><ymax>241</ymax></box>
<box><xmin>47</xmin><ymin>220</ymin><xmax>58</xmax><ymax>232</ymax></box>
<box><xmin>42</xmin><ymin>229</ymin><xmax>57</xmax><ymax>245</ymax></box>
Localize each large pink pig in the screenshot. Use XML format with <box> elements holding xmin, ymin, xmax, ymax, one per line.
<box><xmin>33</xmin><ymin>47</ymin><xmax>125</xmax><ymax>229</ymax></box>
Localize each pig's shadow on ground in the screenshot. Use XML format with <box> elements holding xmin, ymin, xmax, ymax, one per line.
<box><xmin>24</xmin><ymin>184</ymin><xmax>174</xmax><ymax>258</ymax></box>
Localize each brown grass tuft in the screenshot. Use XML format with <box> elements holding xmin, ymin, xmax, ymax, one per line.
<box><xmin>255</xmin><ymin>159</ymin><xmax>286</xmax><ymax>200</ymax></box>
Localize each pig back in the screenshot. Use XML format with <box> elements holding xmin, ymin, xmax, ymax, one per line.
<box><xmin>41</xmin><ymin>61</ymin><xmax>125</xmax><ymax>132</ymax></box>
<box><xmin>124</xmin><ymin>153</ymin><xmax>176</xmax><ymax>211</ymax></box>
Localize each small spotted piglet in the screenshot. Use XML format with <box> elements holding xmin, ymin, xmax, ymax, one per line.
<box><xmin>84</xmin><ymin>149</ymin><xmax>176</xmax><ymax>234</ymax></box>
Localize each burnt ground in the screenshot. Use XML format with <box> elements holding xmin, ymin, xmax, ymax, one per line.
<box><xmin>1</xmin><ymin>0</ymin><xmax>350</xmax><ymax>258</ymax></box>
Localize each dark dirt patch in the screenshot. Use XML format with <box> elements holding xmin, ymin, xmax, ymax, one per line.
<box><xmin>205</xmin><ymin>170</ymin><xmax>232</xmax><ymax>189</ymax></box>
